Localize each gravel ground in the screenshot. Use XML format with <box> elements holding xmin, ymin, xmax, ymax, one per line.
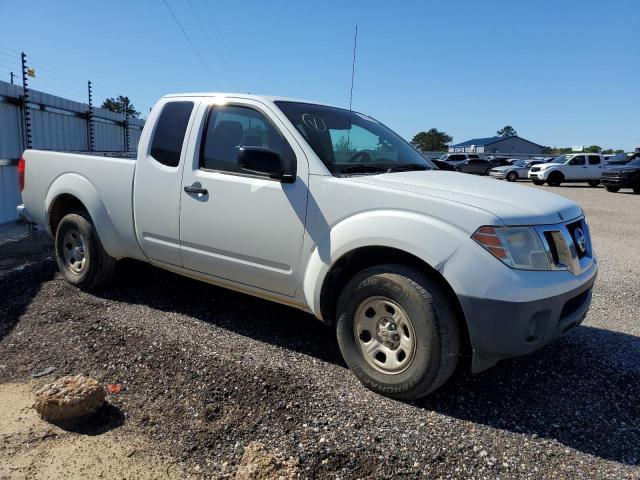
<box><xmin>0</xmin><ymin>184</ymin><xmax>638</xmax><ymax>479</ymax></box>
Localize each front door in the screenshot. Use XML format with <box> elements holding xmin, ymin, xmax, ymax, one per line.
<box><xmin>179</xmin><ymin>99</ymin><xmax>309</xmax><ymax>296</ymax></box>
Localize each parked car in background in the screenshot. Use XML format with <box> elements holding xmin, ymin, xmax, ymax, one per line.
<box><xmin>528</xmin><ymin>154</ymin><xmax>604</xmax><ymax>187</ymax></box>
<box><xmin>438</xmin><ymin>153</ymin><xmax>480</xmax><ymax>163</ymax></box>
<box><xmin>605</xmin><ymin>152</ymin><xmax>639</xmax><ymax>166</ymax></box>
<box><xmin>431</xmin><ymin>159</ymin><xmax>456</xmax><ymax>171</ymax></box>
<box><xmin>601</xmin><ymin>157</ymin><xmax>640</xmax><ymax>193</ymax></box>
<box><xmin>490</xmin><ymin>159</ymin><xmax>545</xmax><ymax>182</ymax></box>
<box><xmin>453</xmin><ymin>158</ymin><xmax>494</xmax><ymax>175</ymax></box>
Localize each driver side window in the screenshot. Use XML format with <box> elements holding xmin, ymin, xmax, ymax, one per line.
<box><xmin>200</xmin><ymin>105</ymin><xmax>294</xmax><ymax>174</ymax></box>
<box><xmin>570</xmin><ymin>155</ymin><xmax>586</xmax><ymax>166</ymax></box>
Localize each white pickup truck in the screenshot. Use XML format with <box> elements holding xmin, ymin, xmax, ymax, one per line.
<box><xmin>18</xmin><ymin>93</ymin><xmax>597</xmax><ymax>399</ymax></box>
<box><xmin>528</xmin><ymin>153</ymin><xmax>605</xmax><ymax>187</ymax></box>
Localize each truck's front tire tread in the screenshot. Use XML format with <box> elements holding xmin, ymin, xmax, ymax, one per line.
<box><xmin>336</xmin><ymin>264</ymin><xmax>460</xmax><ymax>400</ymax></box>
<box><xmin>55</xmin><ymin>211</ymin><xmax>116</xmax><ymax>290</ymax></box>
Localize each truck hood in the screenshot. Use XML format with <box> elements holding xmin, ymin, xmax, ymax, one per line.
<box><xmin>350</xmin><ymin>171</ymin><xmax>582</xmax><ymax>226</ymax></box>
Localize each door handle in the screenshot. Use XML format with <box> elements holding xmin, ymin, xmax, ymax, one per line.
<box><xmin>184</xmin><ymin>185</ymin><xmax>208</xmax><ymax>195</ymax></box>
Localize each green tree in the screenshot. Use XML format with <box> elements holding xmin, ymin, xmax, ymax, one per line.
<box><xmin>614</xmin><ymin>149</ymin><xmax>624</xmax><ymax>154</ymax></box>
<box><xmin>497</xmin><ymin>125</ymin><xmax>517</xmax><ymax>137</ymax></box>
<box><xmin>411</xmin><ymin>128</ymin><xmax>452</xmax><ymax>152</ymax></box>
<box><xmin>100</xmin><ymin>95</ymin><xmax>141</xmax><ymax>118</ymax></box>
<box><xmin>585</xmin><ymin>145</ymin><xmax>602</xmax><ymax>153</ymax></box>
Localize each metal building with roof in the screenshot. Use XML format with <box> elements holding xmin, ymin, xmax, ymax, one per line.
<box><xmin>449</xmin><ymin>135</ymin><xmax>543</xmax><ymax>155</ymax></box>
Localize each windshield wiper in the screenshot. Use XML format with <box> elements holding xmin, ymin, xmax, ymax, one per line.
<box><xmin>337</xmin><ymin>164</ymin><xmax>389</xmax><ymax>175</ymax></box>
<box><xmin>386</xmin><ymin>164</ymin><xmax>431</xmax><ymax>172</ymax></box>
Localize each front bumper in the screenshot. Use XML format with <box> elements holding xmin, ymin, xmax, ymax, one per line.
<box><xmin>528</xmin><ymin>170</ymin><xmax>549</xmax><ymax>181</ymax></box>
<box><xmin>601</xmin><ymin>173</ymin><xmax>640</xmax><ymax>188</ymax></box>
<box><xmin>459</xmin><ymin>272</ymin><xmax>595</xmax><ymax>372</ymax></box>
<box><xmin>489</xmin><ymin>171</ymin><xmax>507</xmax><ymax>179</ymax></box>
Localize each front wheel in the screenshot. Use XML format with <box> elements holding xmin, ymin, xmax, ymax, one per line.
<box><xmin>55</xmin><ymin>211</ymin><xmax>116</xmax><ymax>290</ymax></box>
<box><xmin>547</xmin><ymin>172</ymin><xmax>563</xmax><ymax>187</ymax></box>
<box><xmin>605</xmin><ymin>185</ymin><xmax>620</xmax><ymax>193</ymax></box>
<box><xmin>588</xmin><ymin>180</ymin><xmax>600</xmax><ymax>187</ymax></box>
<box><xmin>506</xmin><ymin>171</ymin><xmax>518</xmax><ymax>182</ymax></box>
<box><xmin>336</xmin><ymin>264</ymin><xmax>460</xmax><ymax>400</ymax></box>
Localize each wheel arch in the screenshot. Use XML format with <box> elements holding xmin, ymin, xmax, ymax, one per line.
<box><xmin>317</xmin><ymin>245</ymin><xmax>472</xmax><ymax>357</ymax></box>
<box><xmin>45</xmin><ymin>173</ymin><xmax>126</xmax><ymax>258</ymax></box>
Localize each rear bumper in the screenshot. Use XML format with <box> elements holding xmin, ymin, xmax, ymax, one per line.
<box><xmin>16</xmin><ymin>204</ymin><xmax>34</xmax><ymax>223</ymax></box>
<box><xmin>460</xmin><ymin>271</ymin><xmax>596</xmax><ymax>372</ymax></box>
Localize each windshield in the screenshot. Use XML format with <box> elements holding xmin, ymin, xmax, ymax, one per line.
<box><xmin>607</xmin><ymin>153</ymin><xmax>629</xmax><ymax>165</ymax></box>
<box><xmin>275</xmin><ymin>101</ymin><xmax>435</xmax><ymax>175</ymax></box>
<box><xmin>626</xmin><ymin>158</ymin><xmax>640</xmax><ymax>167</ymax></box>
<box><xmin>550</xmin><ymin>155</ymin><xmax>572</xmax><ymax>164</ymax></box>
<box><xmin>512</xmin><ymin>160</ymin><xmax>527</xmax><ymax>167</ymax></box>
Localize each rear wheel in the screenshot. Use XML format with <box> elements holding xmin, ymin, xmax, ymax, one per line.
<box><xmin>547</xmin><ymin>172</ymin><xmax>563</xmax><ymax>187</ymax></box>
<box><xmin>506</xmin><ymin>171</ymin><xmax>518</xmax><ymax>182</ymax></box>
<box><xmin>336</xmin><ymin>264</ymin><xmax>460</xmax><ymax>400</ymax></box>
<box><xmin>55</xmin><ymin>211</ymin><xmax>116</xmax><ymax>290</ymax></box>
<box><xmin>484</xmin><ymin>168</ymin><xmax>492</xmax><ymax>176</ymax></box>
<box><xmin>588</xmin><ymin>180</ymin><xmax>600</xmax><ymax>187</ymax></box>
<box><xmin>634</xmin><ymin>185</ymin><xmax>640</xmax><ymax>194</ymax></box>
<box><xmin>605</xmin><ymin>185</ymin><xmax>620</xmax><ymax>193</ymax></box>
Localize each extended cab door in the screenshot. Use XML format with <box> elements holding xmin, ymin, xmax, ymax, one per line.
<box><xmin>133</xmin><ymin>99</ymin><xmax>196</xmax><ymax>265</ymax></box>
<box><xmin>178</xmin><ymin>99</ymin><xmax>309</xmax><ymax>296</ymax></box>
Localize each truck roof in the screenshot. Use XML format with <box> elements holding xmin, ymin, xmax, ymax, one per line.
<box><xmin>163</xmin><ymin>92</ymin><xmax>338</xmax><ymax>108</ymax></box>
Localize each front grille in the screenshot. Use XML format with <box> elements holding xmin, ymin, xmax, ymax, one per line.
<box><xmin>535</xmin><ymin>217</ymin><xmax>593</xmax><ymax>275</ymax></box>
<box><xmin>530</xmin><ymin>166</ymin><xmax>541</xmax><ymax>172</ymax></box>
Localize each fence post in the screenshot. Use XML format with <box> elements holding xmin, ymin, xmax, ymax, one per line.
<box><xmin>21</xmin><ymin>52</ymin><xmax>32</xmax><ymax>150</ymax></box>
<box><xmin>87</xmin><ymin>80</ymin><xmax>95</xmax><ymax>152</ymax></box>
<box><xmin>124</xmin><ymin>97</ymin><xmax>130</xmax><ymax>152</ymax></box>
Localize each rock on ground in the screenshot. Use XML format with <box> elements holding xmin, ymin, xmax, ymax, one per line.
<box><xmin>33</xmin><ymin>374</ymin><xmax>105</xmax><ymax>421</ymax></box>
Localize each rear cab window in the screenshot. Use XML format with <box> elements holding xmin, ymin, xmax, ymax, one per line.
<box><xmin>588</xmin><ymin>155</ymin><xmax>601</xmax><ymax>165</ymax></box>
<box><xmin>150</xmin><ymin>101</ymin><xmax>194</xmax><ymax>167</ymax></box>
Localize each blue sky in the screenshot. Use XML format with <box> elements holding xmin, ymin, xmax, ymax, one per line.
<box><xmin>1</xmin><ymin>0</ymin><xmax>638</xmax><ymax>150</ymax></box>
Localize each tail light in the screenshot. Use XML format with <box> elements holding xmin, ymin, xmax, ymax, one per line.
<box><xmin>18</xmin><ymin>156</ymin><xmax>25</xmax><ymax>192</ymax></box>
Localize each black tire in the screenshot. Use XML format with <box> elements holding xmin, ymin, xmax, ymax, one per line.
<box><xmin>547</xmin><ymin>172</ymin><xmax>563</xmax><ymax>187</ymax></box>
<box><xmin>604</xmin><ymin>185</ymin><xmax>620</xmax><ymax>193</ymax></box>
<box><xmin>532</xmin><ymin>179</ymin><xmax>544</xmax><ymax>186</ymax></box>
<box><xmin>506</xmin><ymin>171</ymin><xmax>518</xmax><ymax>182</ymax></box>
<box><xmin>588</xmin><ymin>180</ymin><xmax>600</xmax><ymax>187</ymax></box>
<box><xmin>484</xmin><ymin>168</ymin><xmax>492</xmax><ymax>176</ymax></box>
<box><xmin>454</xmin><ymin>167</ymin><xmax>462</xmax><ymax>173</ymax></box>
<box><xmin>336</xmin><ymin>264</ymin><xmax>460</xmax><ymax>400</ymax></box>
<box><xmin>55</xmin><ymin>211</ymin><xmax>116</xmax><ymax>290</ymax></box>
<box><xmin>634</xmin><ymin>186</ymin><xmax>640</xmax><ymax>195</ymax></box>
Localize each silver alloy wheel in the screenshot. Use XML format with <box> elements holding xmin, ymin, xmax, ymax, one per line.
<box><xmin>62</xmin><ymin>228</ymin><xmax>87</xmax><ymax>274</ymax></box>
<box><xmin>353</xmin><ymin>296</ymin><xmax>416</xmax><ymax>374</ymax></box>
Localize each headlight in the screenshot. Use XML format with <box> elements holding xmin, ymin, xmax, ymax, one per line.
<box><xmin>472</xmin><ymin>226</ymin><xmax>551</xmax><ymax>270</ymax></box>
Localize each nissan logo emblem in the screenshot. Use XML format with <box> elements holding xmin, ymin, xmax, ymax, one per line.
<box><xmin>574</xmin><ymin>227</ymin><xmax>587</xmax><ymax>254</ymax></box>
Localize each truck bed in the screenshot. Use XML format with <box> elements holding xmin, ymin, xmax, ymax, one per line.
<box><xmin>21</xmin><ymin>150</ymin><xmax>144</xmax><ymax>260</ymax></box>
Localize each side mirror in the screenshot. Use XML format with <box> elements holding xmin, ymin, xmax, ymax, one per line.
<box><xmin>238</xmin><ymin>147</ymin><xmax>295</xmax><ymax>183</ymax></box>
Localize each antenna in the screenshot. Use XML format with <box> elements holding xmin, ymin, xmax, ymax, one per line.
<box><xmin>348</xmin><ymin>26</ymin><xmax>358</xmax><ymax>119</ymax></box>
<box><xmin>347</xmin><ymin>26</ymin><xmax>358</xmax><ymax>151</ymax></box>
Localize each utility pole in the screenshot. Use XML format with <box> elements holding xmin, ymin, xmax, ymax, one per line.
<box><xmin>87</xmin><ymin>81</ymin><xmax>95</xmax><ymax>152</ymax></box>
<box><xmin>21</xmin><ymin>52</ymin><xmax>32</xmax><ymax>150</ymax></box>
<box><xmin>10</xmin><ymin>72</ymin><xmax>15</xmax><ymax>84</ymax></box>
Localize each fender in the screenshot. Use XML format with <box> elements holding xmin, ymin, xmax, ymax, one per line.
<box><xmin>45</xmin><ymin>172</ymin><xmax>130</xmax><ymax>259</ymax></box>
<box><xmin>302</xmin><ymin>209</ymin><xmax>469</xmax><ymax>319</ymax></box>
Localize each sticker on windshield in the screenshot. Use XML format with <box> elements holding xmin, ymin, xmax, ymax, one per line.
<box><xmin>302</xmin><ymin>113</ymin><xmax>327</xmax><ymax>132</ymax></box>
